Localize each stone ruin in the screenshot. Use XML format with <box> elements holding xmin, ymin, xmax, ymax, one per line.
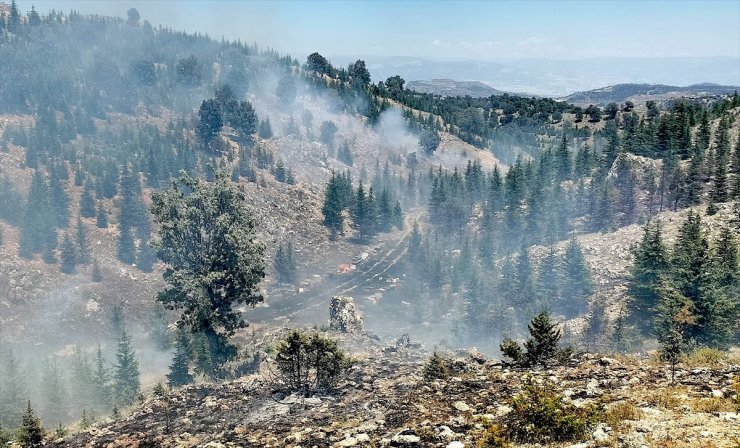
<box><xmin>329</xmin><ymin>295</ymin><xmax>364</xmax><ymax>334</ymax></box>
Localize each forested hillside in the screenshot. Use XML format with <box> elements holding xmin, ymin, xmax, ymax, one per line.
<box><xmin>0</xmin><ymin>2</ymin><xmax>738</xmax><ymax>444</ymax></box>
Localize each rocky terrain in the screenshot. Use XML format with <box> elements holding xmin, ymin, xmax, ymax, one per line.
<box><xmin>57</xmin><ymin>326</ymin><xmax>739</xmax><ymax>448</ymax></box>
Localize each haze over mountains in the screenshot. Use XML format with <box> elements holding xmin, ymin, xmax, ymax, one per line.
<box><xmin>332</xmin><ymin>55</ymin><xmax>740</xmax><ymax>97</ymax></box>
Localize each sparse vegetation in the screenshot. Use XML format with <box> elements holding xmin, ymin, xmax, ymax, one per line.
<box><xmin>503</xmin><ymin>380</ymin><xmax>604</xmax><ymax>443</ymax></box>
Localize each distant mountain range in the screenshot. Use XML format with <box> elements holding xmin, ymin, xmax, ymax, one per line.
<box><xmin>406</xmin><ymin>79</ymin><xmax>507</xmax><ymax>97</ymax></box>
<box><xmin>330</xmin><ymin>55</ymin><xmax>740</xmax><ymax>97</ymax></box>
<box><xmin>561</xmin><ymin>83</ymin><xmax>739</xmax><ymax>105</ymax></box>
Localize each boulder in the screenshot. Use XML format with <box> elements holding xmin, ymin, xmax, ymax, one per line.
<box><xmin>329</xmin><ymin>296</ymin><xmax>364</xmax><ymax>333</ymax></box>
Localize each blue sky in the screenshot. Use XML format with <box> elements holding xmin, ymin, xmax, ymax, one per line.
<box><xmin>31</xmin><ymin>0</ymin><xmax>740</xmax><ymax>60</ymax></box>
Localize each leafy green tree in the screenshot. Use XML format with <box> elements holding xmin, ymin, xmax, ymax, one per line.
<box><xmin>275</xmin><ymin>331</ymin><xmax>350</xmax><ymax>393</ymax></box>
<box><xmin>418</xmin><ymin>129</ymin><xmax>440</xmax><ymax>154</ymax></box>
<box><xmin>176</xmin><ymin>55</ymin><xmax>202</xmax><ymax>87</ymax></box>
<box><xmin>150</xmin><ymin>171</ymin><xmax>265</xmax><ymax>373</ymax></box>
<box><xmin>113</xmin><ymin>329</ymin><xmax>140</xmax><ymax>407</ymax></box>
<box><xmin>305</xmin><ymin>52</ymin><xmax>335</xmax><ymax>76</ymax></box>
<box><xmin>347</xmin><ymin>59</ymin><xmax>371</xmax><ymax>86</ymax></box>
<box><xmin>319</xmin><ymin>121</ymin><xmax>338</xmax><ymax>149</ymax></box>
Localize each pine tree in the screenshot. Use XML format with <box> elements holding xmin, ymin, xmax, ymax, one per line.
<box><xmin>19</xmin><ymin>170</ymin><xmax>54</xmax><ymax>258</ymax></box>
<box><xmin>523</xmin><ymin>311</ymin><xmax>563</xmax><ymax>368</ymax></box>
<box><xmin>560</xmin><ymin>238</ymin><xmax>594</xmax><ymax>317</ymax></box>
<box><xmin>92</xmin><ymin>345</ymin><xmax>111</xmax><ymax>410</ymax></box>
<box><xmin>17</xmin><ymin>401</ymin><xmax>44</xmax><ymax>448</ymax></box>
<box><xmin>79</xmin><ymin>182</ymin><xmax>96</xmax><ymax>218</ymax></box>
<box><xmin>274</xmin><ymin>241</ymin><xmax>297</xmax><ymax>284</ymax></box>
<box><xmin>113</xmin><ymin>329</ymin><xmax>140</xmax><ymax>407</ymax></box>
<box><xmin>60</xmin><ymin>233</ymin><xmax>78</xmax><ymax>274</ymax></box>
<box><xmin>40</xmin><ymin>358</ymin><xmax>66</xmax><ymax>426</ymax></box>
<box><xmin>554</xmin><ymin>134</ymin><xmax>571</xmax><ymax>181</ymax></box>
<box><xmin>75</xmin><ymin>217</ymin><xmax>90</xmax><ymax>264</ymax></box>
<box><xmin>0</xmin><ymin>351</ymin><xmax>27</xmax><ymax>429</ymax></box>
<box><xmin>537</xmin><ymin>246</ymin><xmax>560</xmax><ymax>310</ymax></box>
<box><xmin>137</xmin><ymin>239</ymin><xmax>156</xmax><ymax>273</ymax></box>
<box><xmin>654</xmin><ymin>282</ymin><xmax>694</xmax><ymax>383</ymax></box>
<box><xmin>96</xmin><ymin>202</ymin><xmax>108</xmax><ymax>228</ymax></box>
<box><xmin>627</xmin><ymin>220</ymin><xmax>669</xmax><ymax>333</ymax></box>
<box><xmin>117</xmin><ymin>225</ymin><xmax>136</xmax><ymax>265</ymax></box>
<box><xmin>322</xmin><ymin>173</ymin><xmax>344</xmax><ymax>239</ymax></box>
<box><xmin>167</xmin><ymin>331</ymin><xmax>193</xmax><ymax>388</ymax></box>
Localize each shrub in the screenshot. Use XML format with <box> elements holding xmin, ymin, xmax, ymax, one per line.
<box><xmin>476</xmin><ymin>424</ymin><xmax>509</xmax><ymax>447</ymax></box>
<box><xmin>275</xmin><ymin>330</ymin><xmax>351</xmax><ymax>393</ymax></box>
<box><xmin>422</xmin><ymin>352</ymin><xmax>449</xmax><ymax>380</ymax></box>
<box><xmin>500</xmin><ymin>338</ymin><xmax>523</xmax><ymax>365</ymax></box>
<box><xmin>503</xmin><ymin>381</ymin><xmax>604</xmax><ymax>443</ymax></box>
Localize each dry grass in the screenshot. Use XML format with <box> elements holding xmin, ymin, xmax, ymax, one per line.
<box><xmin>682</xmin><ymin>348</ymin><xmax>727</xmax><ymax>369</ymax></box>
<box><xmin>646</xmin><ymin>386</ymin><xmax>685</xmax><ymax>410</ymax></box>
<box><xmin>689</xmin><ymin>397</ymin><xmax>734</xmax><ymax>413</ymax></box>
<box><xmin>605</xmin><ymin>401</ymin><xmax>643</xmax><ymax>429</ymax></box>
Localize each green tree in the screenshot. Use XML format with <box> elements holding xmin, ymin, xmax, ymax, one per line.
<box><xmin>198</xmin><ymin>99</ymin><xmax>223</xmax><ymax>144</ymax></box>
<box><xmin>319</xmin><ymin>121</ymin><xmax>338</xmax><ymax>149</ymax></box>
<box><xmin>167</xmin><ymin>330</ymin><xmax>193</xmax><ymax>388</ymax></box>
<box><xmin>276</xmin><ymin>75</ymin><xmax>297</xmax><ymax>109</ymax></box>
<box><xmin>654</xmin><ymin>282</ymin><xmax>694</xmax><ymax>383</ymax></box>
<box><xmin>96</xmin><ymin>202</ymin><xmax>108</xmax><ymax>228</ymax></box>
<box><xmin>627</xmin><ymin>220</ymin><xmax>669</xmax><ymax>333</ymax></box>
<box><xmin>275</xmin><ymin>331</ymin><xmax>350</xmax><ymax>393</ymax></box>
<box><xmin>274</xmin><ymin>241</ymin><xmax>297</xmax><ymax>284</ymax></box>
<box><xmin>40</xmin><ymin>358</ymin><xmax>66</xmax><ymax>426</ymax></box>
<box><xmin>113</xmin><ymin>329</ymin><xmax>140</xmax><ymax>407</ymax></box>
<box><xmin>523</xmin><ymin>311</ymin><xmax>564</xmax><ymax>368</ymax></box>
<box><xmin>150</xmin><ymin>171</ymin><xmax>265</xmax><ymax>373</ymax></box>
<box><xmin>117</xmin><ymin>225</ymin><xmax>136</xmax><ymax>265</ymax></box>
<box><xmin>17</xmin><ymin>402</ymin><xmax>44</xmax><ymax>448</ymax></box>
<box><xmin>418</xmin><ymin>129</ymin><xmax>441</xmax><ymax>154</ymax></box>
<box><xmin>559</xmin><ymin>238</ymin><xmax>594</xmax><ymax>317</ymax></box>
<box><xmin>60</xmin><ymin>233</ymin><xmax>78</xmax><ymax>275</ymax></box>
<box><xmin>75</xmin><ymin>217</ymin><xmax>90</xmax><ymax>264</ymax></box>
<box><xmin>554</xmin><ymin>134</ymin><xmax>571</xmax><ymax>181</ymax></box>
<box><xmin>79</xmin><ymin>182</ymin><xmax>96</xmax><ymax>218</ymax></box>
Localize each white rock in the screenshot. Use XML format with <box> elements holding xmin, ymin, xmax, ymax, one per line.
<box><xmin>452</xmin><ymin>401</ymin><xmax>470</xmax><ymax>412</ymax></box>
<box><xmin>447</xmin><ymin>442</ymin><xmax>464</xmax><ymax>448</ymax></box>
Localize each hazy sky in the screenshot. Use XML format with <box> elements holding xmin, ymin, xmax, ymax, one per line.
<box><xmin>31</xmin><ymin>0</ymin><xmax>740</xmax><ymax>61</ymax></box>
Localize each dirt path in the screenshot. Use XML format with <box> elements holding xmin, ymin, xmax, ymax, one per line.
<box><xmin>250</xmin><ymin>208</ymin><xmax>426</xmax><ymax>325</ymax></box>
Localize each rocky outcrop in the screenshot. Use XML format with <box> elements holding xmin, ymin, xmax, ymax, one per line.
<box><xmin>329</xmin><ymin>295</ymin><xmax>364</xmax><ymax>334</ymax></box>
